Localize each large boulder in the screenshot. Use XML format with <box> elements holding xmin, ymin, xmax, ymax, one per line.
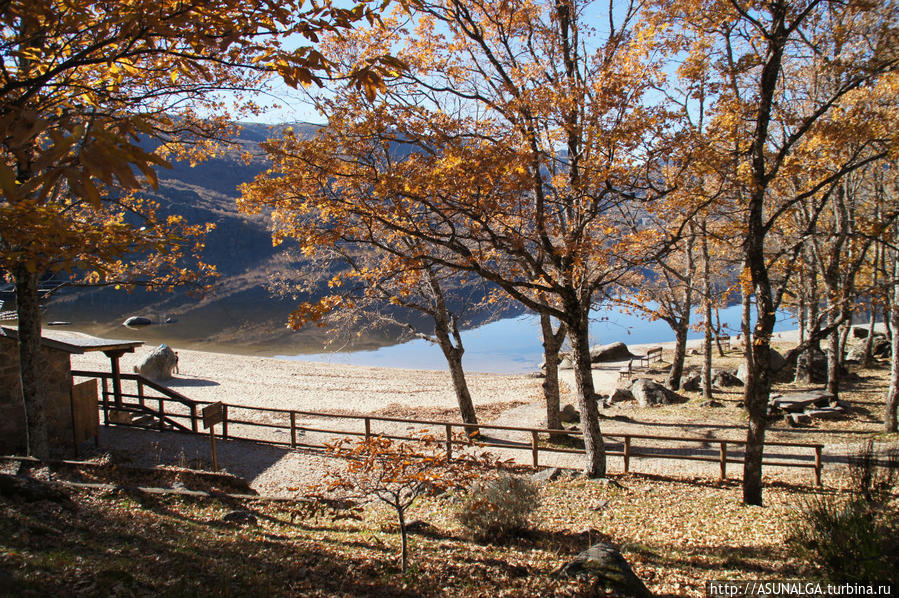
<box><xmin>711</xmin><ymin>368</ymin><xmax>743</xmax><ymax>388</ymax></box>
<box><xmin>681</xmin><ymin>372</ymin><xmax>701</xmax><ymax>392</ymax></box>
<box><xmin>770</xmin><ymin>349</ymin><xmax>786</xmax><ymax>372</ymax></box>
<box><xmin>845</xmin><ymin>343</ymin><xmax>868</xmax><ymax>363</ymax></box>
<box><xmin>560</xmin><ymin>404</ymin><xmax>580</xmax><ymax>423</ymax></box>
<box><xmin>606</xmin><ymin>387</ymin><xmax>634</xmax><ymax>404</ymax></box>
<box><xmin>737</xmin><ymin>349</ymin><xmax>789</xmax><ymax>383</ymax></box>
<box><xmin>872</xmin><ymin>337</ymin><xmax>891</xmax><ymax>359</ymax></box>
<box><xmin>589</xmin><ymin>342</ymin><xmax>634</xmax><ymax>363</ymax></box>
<box><xmin>123</xmin><ymin>316</ymin><xmax>152</xmax><ymax>327</ymax></box>
<box><xmin>134</xmin><ymin>344</ymin><xmax>179</xmax><ymax>381</ymax></box>
<box><xmin>558</xmin><ymin>542</ymin><xmax>653</xmax><ymax>598</ymax></box>
<box><xmin>630</xmin><ymin>378</ymin><xmax>682</xmax><ymax>407</ymax></box>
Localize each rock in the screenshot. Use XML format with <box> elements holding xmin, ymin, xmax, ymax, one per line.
<box><xmin>134</xmin><ymin>344</ymin><xmax>179</xmax><ymax>380</ymax></box>
<box><xmin>0</xmin><ymin>474</ymin><xmax>72</xmax><ymax>505</ymax></box>
<box><xmin>532</xmin><ymin>468</ymin><xmax>563</xmax><ymax>483</ymax></box>
<box><xmin>123</xmin><ymin>316</ymin><xmax>152</xmax><ymax>327</ymax></box>
<box><xmin>593</xmin><ymin>478</ymin><xmax>625</xmax><ymax>489</ymax></box>
<box><xmin>736</xmin><ymin>362</ymin><xmax>749</xmax><ymax>384</ymax></box>
<box><xmin>711</xmin><ymin>369</ymin><xmax>743</xmax><ymax>388</ymax></box>
<box><xmin>872</xmin><ymin>337</ymin><xmax>891</xmax><ymax>358</ymax></box>
<box><xmin>770</xmin><ymin>391</ymin><xmax>834</xmax><ymax>413</ymax></box>
<box><xmin>588</xmin><ymin>499</ymin><xmax>610</xmax><ymax>512</ymax></box>
<box><xmin>558</xmin><ymin>542</ymin><xmax>653</xmax><ymax>598</ymax></box>
<box><xmin>559</xmin><ymin>354</ymin><xmax>575</xmax><ymax>369</ymax></box>
<box><xmin>680</xmin><ymin>372</ymin><xmax>701</xmax><ymax>392</ymax></box>
<box><xmin>787</xmin><ymin>412</ymin><xmax>812</xmax><ymax>427</ymax></box>
<box><xmin>770</xmin><ymin>349</ymin><xmax>786</xmax><ymax>372</ymax></box>
<box><xmin>845</xmin><ymin>343</ymin><xmax>869</xmax><ymax>363</ymax></box>
<box><xmin>700</xmin><ymin>400</ymin><xmax>723</xmax><ymax>408</ymax></box>
<box><xmin>560</xmin><ymin>404</ymin><xmax>581</xmax><ymax>423</ymax></box>
<box><xmin>852</xmin><ymin>327</ymin><xmax>869</xmax><ymax>339</ymax></box>
<box><xmin>630</xmin><ymin>378</ymin><xmax>683</xmax><ymax>408</ymax></box>
<box><xmin>805</xmin><ymin>406</ymin><xmax>846</xmax><ymax>420</ymax></box>
<box><xmin>607</xmin><ymin>388</ymin><xmax>634</xmax><ymax>404</ymax></box>
<box><xmin>222</xmin><ymin>510</ymin><xmax>257</xmax><ymax>525</ymax></box>
<box><xmin>589</xmin><ymin>342</ymin><xmax>634</xmax><ymax>363</ymax></box>
<box><xmin>404</xmin><ymin>519</ymin><xmax>437</xmax><ymax>534</ymax></box>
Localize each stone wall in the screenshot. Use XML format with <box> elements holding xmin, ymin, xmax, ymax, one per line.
<box><xmin>0</xmin><ymin>337</ymin><xmax>75</xmax><ymax>457</ymax></box>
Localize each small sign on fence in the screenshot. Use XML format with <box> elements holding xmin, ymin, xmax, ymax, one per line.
<box><xmin>203</xmin><ymin>402</ymin><xmax>224</xmax><ymax>429</ymax></box>
<box><xmin>202</xmin><ymin>402</ymin><xmax>224</xmax><ymax>471</ymax></box>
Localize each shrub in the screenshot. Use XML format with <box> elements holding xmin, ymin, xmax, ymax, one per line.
<box><xmin>847</xmin><ymin>440</ymin><xmax>898</xmax><ymax>505</ymax></box>
<box><xmin>454</xmin><ymin>474</ymin><xmax>539</xmax><ymax>543</ymax></box>
<box><xmin>787</xmin><ymin>494</ymin><xmax>898</xmax><ymax>584</ymax></box>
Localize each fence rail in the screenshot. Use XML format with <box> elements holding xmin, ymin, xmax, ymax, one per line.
<box><xmin>72</xmin><ymin>369</ymin><xmax>825</xmax><ymax>485</ymax></box>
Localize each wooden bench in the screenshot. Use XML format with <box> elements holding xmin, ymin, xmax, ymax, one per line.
<box><xmin>721</xmin><ymin>334</ymin><xmax>731</xmax><ymax>351</ymax></box>
<box><xmin>638</xmin><ymin>347</ymin><xmax>663</xmax><ymax>367</ymax></box>
<box><xmin>618</xmin><ymin>360</ymin><xmax>634</xmax><ymax>382</ymax></box>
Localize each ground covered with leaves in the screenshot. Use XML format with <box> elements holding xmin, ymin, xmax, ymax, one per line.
<box><xmin>3</xmin><ymin>460</ymin><xmax>890</xmax><ymax>597</ymax></box>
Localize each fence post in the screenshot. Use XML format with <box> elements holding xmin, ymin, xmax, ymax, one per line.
<box><xmin>531</xmin><ymin>431</ymin><xmax>539</xmax><ymax>467</ymax></box>
<box><xmin>623</xmin><ymin>436</ymin><xmax>631</xmax><ymax>473</ymax></box>
<box><xmin>814</xmin><ymin>446</ymin><xmax>823</xmax><ymax>486</ymax></box>
<box><xmin>364</xmin><ymin>417</ymin><xmax>371</xmax><ymax>440</ymax></box>
<box><xmin>445</xmin><ymin>424</ymin><xmax>453</xmax><ymax>463</ymax></box>
<box><xmin>190</xmin><ymin>406</ymin><xmax>198</xmax><ymax>433</ymax></box>
<box><xmin>290</xmin><ymin>412</ymin><xmax>297</xmax><ymax>448</ymax></box>
<box><xmin>221</xmin><ymin>405</ymin><xmax>229</xmax><ymax>439</ymax></box>
<box><xmin>158</xmin><ymin>398</ymin><xmax>164</xmax><ymax>428</ymax></box>
<box><xmin>101</xmin><ymin>376</ymin><xmax>109</xmax><ymax>426</ymax></box>
<box><xmin>719</xmin><ymin>441</ymin><xmax>727</xmax><ymax>480</ymax></box>
<box><xmin>137</xmin><ymin>379</ymin><xmax>145</xmax><ymax>408</ymax></box>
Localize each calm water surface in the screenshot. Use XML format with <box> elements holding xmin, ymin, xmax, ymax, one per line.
<box><xmin>280</xmin><ymin>303</ymin><xmax>797</xmax><ymax>374</ymax></box>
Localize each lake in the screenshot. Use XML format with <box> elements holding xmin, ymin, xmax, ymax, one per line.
<box><xmin>280</xmin><ymin>303</ymin><xmax>798</xmax><ymax>373</ymax></box>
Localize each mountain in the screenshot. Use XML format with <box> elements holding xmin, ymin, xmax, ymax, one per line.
<box><xmin>45</xmin><ymin>122</ymin><xmax>375</xmax><ymax>355</ymax></box>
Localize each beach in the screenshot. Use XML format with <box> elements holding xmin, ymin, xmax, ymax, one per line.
<box><xmin>69</xmin><ymin>329</ymin><xmax>845</xmax><ymax>496</ymax></box>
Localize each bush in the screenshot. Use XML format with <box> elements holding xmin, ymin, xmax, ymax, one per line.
<box><xmin>454</xmin><ymin>474</ymin><xmax>539</xmax><ymax>543</ymax></box>
<box><xmin>847</xmin><ymin>440</ymin><xmax>898</xmax><ymax>505</ymax></box>
<box><xmin>787</xmin><ymin>494</ymin><xmax>898</xmax><ymax>584</ymax></box>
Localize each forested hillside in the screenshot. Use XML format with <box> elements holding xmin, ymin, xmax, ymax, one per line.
<box><xmin>45</xmin><ymin>122</ymin><xmax>347</xmax><ymax>354</ymax></box>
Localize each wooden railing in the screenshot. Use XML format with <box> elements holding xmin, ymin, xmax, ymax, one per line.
<box><xmin>72</xmin><ymin>370</ymin><xmax>199</xmax><ymax>433</ymax></box>
<box><xmin>72</xmin><ymin>369</ymin><xmax>825</xmax><ymax>485</ymax></box>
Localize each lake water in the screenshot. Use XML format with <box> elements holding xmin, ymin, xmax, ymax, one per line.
<box><xmin>280</xmin><ymin>303</ymin><xmax>798</xmax><ymax>374</ymax></box>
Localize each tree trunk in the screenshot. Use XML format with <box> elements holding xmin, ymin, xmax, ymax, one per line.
<box><xmin>885</xmin><ymin>258</ymin><xmax>899</xmax><ymax>433</ymax></box>
<box><xmin>795</xmin><ymin>249</ymin><xmax>818</xmax><ymax>384</ymax></box>
<box><xmin>702</xmin><ymin>312</ymin><xmax>714</xmax><ymax>400</ymax></box>
<box><xmin>433</xmin><ymin>317</ymin><xmax>478</xmax><ymax>435</ymax></box>
<box><xmin>567</xmin><ymin>307</ymin><xmax>606</xmax><ymax>478</ymax></box>
<box><xmin>861</xmin><ymin>305</ymin><xmax>876</xmax><ymax>368</ymax></box>
<box><xmin>396</xmin><ymin>506</ymin><xmax>408</xmax><ymax>573</ymax></box>
<box><xmin>885</xmin><ymin>307</ymin><xmax>899</xmax><ymax>433</ymax></box>
<box><xmin>700</xmin><ymin>223</ymin><xmax>713</xmax><ymax>398</ymax></box>
<box><xmin>713</xmin><ymin>307</ymin><xmax>726</xmax><ymax>357</ymax></box>
<box><xmin>826</xmin><ymin>309</ymin><xmax>841</xmax><ymax>399</ymax></box>
<box><xmin>666</xmin><ymin>323</ymin><xmax>688</xmax><ymax>390</ymax></box>
<box><xmin>540</xmin><ymin>314</ymin><xmax>567</xmax><ymax>438</ymax></box>
<box><xmin>14</xmin><ymin>265</ymin><xmax>50</xmax><ymax>459</ymax></box>
<box><xmin>741</xmin><ymin>289</ymin><xmax>775</xmax><ymax>506</ymax></box>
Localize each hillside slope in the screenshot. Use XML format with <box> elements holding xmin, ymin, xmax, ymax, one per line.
<box><xmin>46</xmin><ymin>122</ymin><xmax>351</xmax><ymax>354</ymax></box>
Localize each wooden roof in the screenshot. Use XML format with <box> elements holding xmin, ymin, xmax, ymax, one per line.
<box><xmin>0</xmin><ymin>326</ymin><xmax>143</xmax><ymax>354</ymax></box>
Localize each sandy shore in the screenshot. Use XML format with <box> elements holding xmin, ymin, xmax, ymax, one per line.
<box><xmin>69</xmin><ymin>328</ymin><xmax>847</xmax><ymax>495</ymax></box>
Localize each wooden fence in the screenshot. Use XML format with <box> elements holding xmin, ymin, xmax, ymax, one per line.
<box><xmin>72</xmin><ymin>369</ymin><xmax>825</xmax><ymax>485</ymax></box>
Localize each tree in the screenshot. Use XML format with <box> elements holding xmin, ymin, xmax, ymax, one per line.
<box><xmin>317</xmin><ymin>433</ymin><xmax>502</xmax><ymax>572</ymax></box>
<box><xmin>0</xmin><ymin>0</ymin><xmax>393</xmax><ymax>458</ymax></box>
<box><xmin>248</xmin><ymin>0</ymin><xmax>679</xmax><ymax>477</ymax></box>
<box><xmin>246</xmin><ymin>206</ymin><xmax>499</xmax><ymax>432</ymax></box>
<box><xmin>654</xmin><ymin>0</ymin><xmax>899</xmax><ymax>504</ymax></box>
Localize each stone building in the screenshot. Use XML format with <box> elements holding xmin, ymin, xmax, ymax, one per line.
<box><xmin>0</xmin><ymin>327</ymin><xmax>141</xmax><ymax>457</ymax></box>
